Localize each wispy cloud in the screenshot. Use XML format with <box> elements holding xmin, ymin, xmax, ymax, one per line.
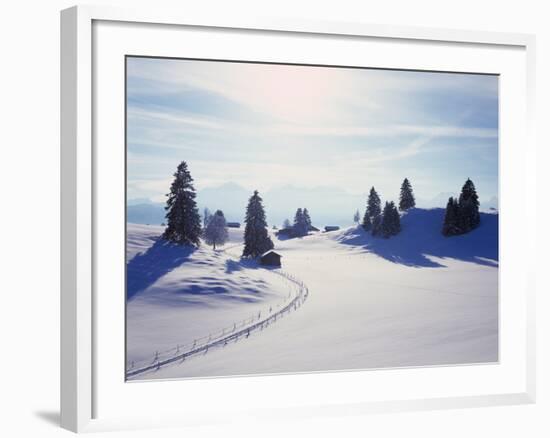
<box><xmin>128</xmin><ymin>108</ymin><xmax>222</xmax><ymax>130</ymax></box>
<box><xmin>268</xmin><ymin>122</ymin><xmax>497</xmax><ymax>139</ymax></box>
<box><xmin>126</xmin><ymin>57</ymin><xmax>498</xmax><ymax>203</ymax></box>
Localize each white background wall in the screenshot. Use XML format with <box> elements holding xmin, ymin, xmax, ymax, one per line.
<box><xmin>0</xmin><ymin>0</ymin><xmax>547</xmax><ymax>436</ymax></box>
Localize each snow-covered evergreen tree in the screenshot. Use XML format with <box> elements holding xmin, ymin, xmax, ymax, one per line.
<box><xmin>293</xmin><ymin>208</ymin><xmax>308</xmax><ymax>237</ymax></box>
<box><xmin>371</xmin><ymin>214</ymin><xmax>383</xmax><ymax>237</ymax></box>
<box><xmin>242</xmin><ymin>190</ymin><xmax>274</xmax><ymax>258</ymax></box>
<box><xmin>367</xmin><ymin>187</ymin><xmax>382</xmax><ymax>218</ymax></box>
<box><xmin>203</xmin><ymin>209</ymin><xmax>228</xmax><ymax>250</ymax></box>
<box><xmin>442</xmin><ymin>197</ymin><xmax>460</xmax><ymax>236</ymax></box>
<box><xmin>362</xmin><ymin>210</ymin><xmax>372</xmax><ymax>231</ymax></box>
<box><xmin>458</xmin><ymin>178</ymin><xmax>480</xmax><ymax>232</ymax></box>
<box><xmin>381</xmin><ymin>202</ymin><xmax>393</xmax><ymax>238</ymax></box>
<box><xmin>283</xmin><ymin>218</ymin><xmax>292</xmax><ymax>229</ymax></box>
<box><xmin>162</xmin><ymin>161</ymin><xmax>202</xmax><ymax>246</ymax></box>
<box><xmin>353</xmin><ymin>210</ymin><xmax>360</xmax><ymax>224</ymax></box>
<box><xmin>381</xmin><ymin>201</ymin><xmax>401</xmax><ymax>238</ymax></box>
<box><xmin>294</xmin><ymin>208</ymin><xmax>303</xmax><ymax>227</ymax></box>
<box><xmin>391</xmin><ymin>202</ymin><xmax>401</xmax><ymax>235</ymax></box>
<box><xmin>303</xmin><ymin>208</ymin><xmax>312</xmax><ymax>230</ymax></box>
<box><xmin>398</xmin><ymin>178</ymin><xmax>416</xmax><ymax>211</ymax></box>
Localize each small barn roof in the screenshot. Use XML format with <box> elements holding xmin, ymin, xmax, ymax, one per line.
<box><xmin>261</xmin><ymin>250</ymin><xmax>282</xmax><ymax>258</ymax></box>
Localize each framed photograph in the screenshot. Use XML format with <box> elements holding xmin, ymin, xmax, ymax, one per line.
<box><xmin>61</xmin><ymin>5</ymin><xmax>536</xmax><ymax>433</ymax></box>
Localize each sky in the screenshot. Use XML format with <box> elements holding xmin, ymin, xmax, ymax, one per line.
<box><xmin>126</xmin><ymin>56</ymin><xmax>498</xmax><ymax>210</ymax></box>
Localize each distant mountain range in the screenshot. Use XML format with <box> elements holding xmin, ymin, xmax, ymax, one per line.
<box><xmin>127</xmin><ymin>182</ymin><xmax>498</xmax><ymax>227</ymax></box>
<box><xmin>416</xmin><ymin>193</ymin><xmax>498</xmax><ymax>211</ymax></box>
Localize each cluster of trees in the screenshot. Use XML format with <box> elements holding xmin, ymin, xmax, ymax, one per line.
<box><xmin>162</xmin><ymin>161</ymin><xmax>231</xmax><ymax>250</ymax></box>
<box><xmin>292</xmin><ymin>208</ymin><xmax>312</xmax><ymax>237</ymax></box>
<box><xmin>360</xmin><ymin>178</ymin><xmax>415</xmax><ymax>238</ymax></box>
<box><xmin>442</xmin><ymin>178</ymin><xmax>480</xmax><ymax>236</ymax></box>
<box><xmin>163</xmin><ymin>161</ymin><xmax>274</xmax><ymax>258</ymax></box>
<box><xmin>162</xmin><ymin>161</ymin><xmax>482</xmax><ymax>254</ymax></box>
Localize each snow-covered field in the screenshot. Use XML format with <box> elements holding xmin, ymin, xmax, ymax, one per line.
<box><xmin>126</xmin><ymin>224</ymin><xmax>295</xmax><ymax>371</ymax></box>
<box><xmin>126</xmin><ymin>208</ymin><xmax>498</xmax><ymax>380</ymax></box>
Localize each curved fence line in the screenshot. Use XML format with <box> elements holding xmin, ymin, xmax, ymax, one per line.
<box><xmin>126</xmin><ymin>268</ymin><xmax>309</xmax><ymax>379</ymax></box>
<box><xmin>126</xmin><ymin>266</ymin><xmax>299</xmax><ymax>366</ymax></box>
<box><xmin>126</xmin><ymin>243</ymin><xmax>272</xmax><ymax>365</ymax></box>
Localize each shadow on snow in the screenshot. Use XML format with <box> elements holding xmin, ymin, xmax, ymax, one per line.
<box><xmin>225</xmin><ymin>256</ymin><xmax>280</xmax><ymax>273</ymax></box>
<box><xmin>126</xmin><ymin>238</ymin><xmax>196</xmax><ymax>299</ymax></box>
<box><xmin>337</xmin><ymin>208</ymin><xmax>498</xmax><ymax>268</ymax></box>
<box><xmin>127</xmin><ymin>238</ymin><xmax>279</xmax><ymax>303</ymax></box>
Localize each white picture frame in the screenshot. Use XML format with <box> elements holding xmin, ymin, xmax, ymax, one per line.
<box><xmin>60</xmin><ymin>4</ymin><xmax>537</xmax><ymax>433</ymax></box>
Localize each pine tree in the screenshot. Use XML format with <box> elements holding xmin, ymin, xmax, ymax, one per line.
<box><xmin>203</xmin><ymin>210</ymin><xmax>228</xmax><ymax>250</ymax></box>
<box><xmin>367</xmin><ymin>187</ymin><xmax>382</xmax><ymax>218</ymax></box>
<box><xmin>293</xmin><ymin>208</ymin><xmax>308</xmax><ymax>237</ymax></box>
<box><xmin>162</xmin><ymin>161</ymin><xmax>202</xmax><ymax>246</ymax></box>
<box><xmin>391</xmin><ymin>202</ymin><xmax>401</xmax><ymax>235</ymax></box>
<box><xmin>381</xmin><ymin>201</ymin><xmax>400</xmax><ymax>238</ymax></box>
<box><xmin>242</xmin><ymin>190</ymin><xmax>274</xmax><ymax>258</ymax></box>
<box><xmin>458</xmin><ymin>178</ymin><xmax>480</xmax><ymax>232</ymax></box>
<box><xmin>371</xmin><ymin>214</ymin><xmax>382</xmax><ymax>237</ymax></box>
<box><xmin>283</xmin><ymin>218</ymin><xmax>292</xmax><ymax>229</ymax></box>
<box><xmin>394</xmin><ymin>204</ymin><xmax>401</xmax><ymax>233</ymax></box>
<box><xmin>399</xmin><ymin>178</ymin><xmax>416</xmax><ymax>211</ymax></box>
<box><xmin>353</xmin><ymin>210</ymin><xmax>360</xmax><ymax>224</ymax></box>
<box><xmin>381</xmin><ymin>202</ymin><xmax>392</xmax><ymax>237</ymax></box>
<box><xmin>442</xmin><ymin>197</ymin><xmax>460</xmax><ymax>236</ymax></box>
<box><xmin>293</xmin><ymin>208</ymin><xmax>303</xmax><ymax>232</ymax></box>
<box><xmin>362</xmin><ymin>210</ymin><xmax>372</xmax><ymax>231</ymax></box>
<box><xmin>303</xmin><ymin>208</ymin><xmax>312</xmax><ymax>230</ymax></box>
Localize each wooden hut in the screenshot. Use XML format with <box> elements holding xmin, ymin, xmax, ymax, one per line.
<box><xmin>260</xmin><ymin>250</ymin><xmax>282</xmax><ymax>267</ymax></box>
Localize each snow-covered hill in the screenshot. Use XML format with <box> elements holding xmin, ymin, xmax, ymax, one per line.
<box><xmin>127</xmin><ymin>208</ymin><xmax>498</xmax><ymax>380</ymax></box>
<box><xmin>126</xmin><ymin>224</ymin><xmax>294</xmax><ymax>370</ymax></box>
<box><xmin>334</xmin><ymin>207</ymin><xmax>498</xmax><ymax>267</ymax></box>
